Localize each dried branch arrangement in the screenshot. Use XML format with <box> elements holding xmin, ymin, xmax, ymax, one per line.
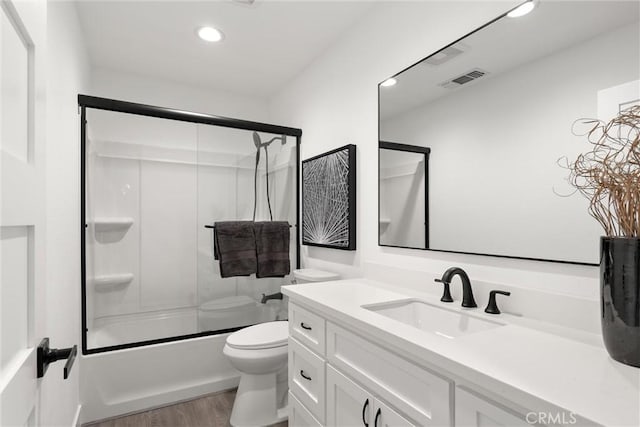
<box><xmin>562</xmin><ymin>105</ymin><xmax>640</xmax><ymax>237</ymax></box>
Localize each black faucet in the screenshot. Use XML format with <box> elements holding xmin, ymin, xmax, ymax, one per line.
<box><xmin>261</xmin><ymin>292</ymin><xmax>283</xmax><ymax>304</ymax></box>
<box><xmin>434</xmin><ymin>267</ymin><xmax>477</xmax><ymax>308</ymax></box>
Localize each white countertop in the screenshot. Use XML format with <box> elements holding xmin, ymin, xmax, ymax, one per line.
<box><xmin>283</xmin><ymin>279</ymin><xmax>640</xmax><ymax>427</ymax></box>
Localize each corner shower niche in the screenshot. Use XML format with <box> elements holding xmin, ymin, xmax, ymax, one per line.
<box><xmin>83</xmin><ymin>101</ymin><xmax>299</xmax><ymax>352</ymax></box>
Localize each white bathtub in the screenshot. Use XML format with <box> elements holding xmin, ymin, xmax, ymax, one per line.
<box><xmin>89</xmin><ymin>308</ymin><xmax>198</xmax><ymax>348</ymax></box>
<box><xmin>80</xmin><ymin>310</ymin><xmax>241</xmax><ymax>424</ymax></box>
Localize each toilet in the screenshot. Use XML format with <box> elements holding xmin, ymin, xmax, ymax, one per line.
<box><xmin>223</xmin><ymin>268</ymin><xmax>339</xmax><ymax>427</ymax></box>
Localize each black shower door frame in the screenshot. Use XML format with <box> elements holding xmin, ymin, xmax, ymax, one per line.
<box><xmin>78</xmin><ymin>94</ymin><xmax>302</xmax><ymax>355</ymax></box>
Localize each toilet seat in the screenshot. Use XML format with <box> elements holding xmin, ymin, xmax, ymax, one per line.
<box><xmin>226</xmin><ymin>321</ymin><xmax>288</xmax><ymax>350</ymax></box>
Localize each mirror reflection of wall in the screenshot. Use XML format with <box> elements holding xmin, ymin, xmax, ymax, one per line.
<box><xmin>378</xmin><ymin>1</ymin><xmax>640</xmax><ymax>264</ymax></box>
<box><xmin>379</xmin><ymin>142</ymin><xmax>430</xmax><ymax>249</ymax></box>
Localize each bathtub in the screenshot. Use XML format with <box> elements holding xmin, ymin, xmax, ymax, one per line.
<box><xmin>80</xmin><ymin>309</ymin><xmax>241</xmax><ymax>424</ymax></box>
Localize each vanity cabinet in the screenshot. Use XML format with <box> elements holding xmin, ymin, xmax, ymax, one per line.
<box><xmin>288</xmin><ymin>302</ymin><xmax>535</xmax><ymax>427</ymax></box>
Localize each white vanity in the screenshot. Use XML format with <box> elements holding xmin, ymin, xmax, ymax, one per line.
<box><xmin>283</xmin><ymin>279</ymin><xmax>640</xmax><ymax>427</ymax></box>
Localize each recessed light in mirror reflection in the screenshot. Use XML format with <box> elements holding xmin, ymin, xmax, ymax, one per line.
<box><xmin>507</xmin><ymin>1</ymin><xmax>536</xmax><ymax>18</ymax></box>
<box><xmin>197</xmin><ymin>26</ymin><xmax>224</xmax><ymax>42</ymax></box>
<box><xmin>381</xmin><ymin>78</ymin><xmax>397</xmax><ymax>87</ymax></box>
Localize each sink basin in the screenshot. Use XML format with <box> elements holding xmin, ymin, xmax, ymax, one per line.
<box><xmin>363</xmin><ymin>299</ymin><xmax>504</xmax><ymax>339</ymax></box>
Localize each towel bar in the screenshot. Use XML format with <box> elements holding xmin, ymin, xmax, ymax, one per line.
<box><xmin>204</xmin><ymin>224</ymin><xmax>293</xmax><ymax>229</ymax></box>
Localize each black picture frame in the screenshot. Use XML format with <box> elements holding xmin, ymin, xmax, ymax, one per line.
<box><xmin>302</xmin><ymin>144</ymin><xmax>356</xmax><ymax>250</ymax></box>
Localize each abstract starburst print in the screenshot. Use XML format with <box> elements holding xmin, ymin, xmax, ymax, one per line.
<box><xmin>302</xmin><ymin>146</ymin><xmax>353</xmax><ymax>247</ymax></box>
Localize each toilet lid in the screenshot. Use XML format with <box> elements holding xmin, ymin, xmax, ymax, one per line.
<box><xmin>227</xmin><ymin>321</ymin><xmax>289</xmax><ymax>350</ymax></box>
<box><xmin>293</xmin><ymin>268</ymin><xmax>340</xmax><ymax>282</ymax></box>
<box><xmin>199</xmin><ymin>295</ymin><xmax>255</xmax><ymax>312</ymax></box>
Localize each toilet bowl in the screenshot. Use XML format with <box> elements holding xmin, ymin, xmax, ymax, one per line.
<box><xmin>223</xmin><ymin>321</ymin><xmax>289</xmax><ymax>427</ymax></box>
<box><xmin>224</xmin><ymin>269</ymin><xmax>340</xmax><ymax>426</ymax></box>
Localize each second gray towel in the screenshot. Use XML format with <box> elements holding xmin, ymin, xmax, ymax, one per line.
<box><xmin>254</xmin><ymin>221</ymin><xmax>290</xmax><ymax>278</ymax></box>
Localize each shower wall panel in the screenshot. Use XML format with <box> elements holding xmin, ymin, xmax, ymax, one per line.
<box><xmin>140</xmin><ymin>160</ymin><xmax>197</xmax><ymax>310</ymax></box>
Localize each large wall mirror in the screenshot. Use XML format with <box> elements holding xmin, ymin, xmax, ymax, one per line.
<box><xmin>378</xmin><ymin>1</ymin><xmax>639</xmax><ymax>265</ymax></box>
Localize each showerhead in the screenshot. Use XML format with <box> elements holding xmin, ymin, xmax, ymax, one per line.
<box><xmin>253</xmin><ymin>132</ymin><xmax>286</xmax><ymax>149</ymax></box>
<box><xmin>252</xmin><ymin>131</ymin><xmax>262</xmax><ymax>149</ymax></box>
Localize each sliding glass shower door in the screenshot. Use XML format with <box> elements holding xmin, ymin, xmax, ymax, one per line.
<box><xmin>82</xmin><ymin>98</ymin><xmax>299</xmax><ymax>353</ymax></box>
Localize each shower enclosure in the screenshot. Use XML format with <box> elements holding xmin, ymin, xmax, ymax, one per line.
<box><xmin>80</xmin><ymin>95</ymin><xmax>301</xmax><ymax>354</ymax></box>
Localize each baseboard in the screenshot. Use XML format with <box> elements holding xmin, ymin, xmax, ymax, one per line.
<box><xmin>82</xmin><ymin>383</ymin><xmax>239</xmax><ymax>426</ymax></box>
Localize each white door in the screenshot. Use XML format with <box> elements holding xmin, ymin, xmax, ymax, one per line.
<box><xmin>326</xmin><ymin>365</ymin><xmax>373</xmax><ymax>427</ymax></box>
<box><xmin>0</xmin><ymin>0</ymin><xmax>47</xmax><ymax>426</ymax></box>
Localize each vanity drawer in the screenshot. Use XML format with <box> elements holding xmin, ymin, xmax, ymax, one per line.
<box><xmin>289</xmin><ymin>337</ymin><xmax>326</xmax><ymax>423</ymax></box>
<box><xmin>290</xmin><ymin>303</ymin><xmax>326</xmax><ymax>356</ymax></box>
<box><xmin>326</xmin><ymin>322</ymin><xmax>453</xmax><ymax>427</ymax></box>
<box><xmin>289</xmin><ymin>391</ymin><xmax>323</xmax><ymax>427</ymax></box>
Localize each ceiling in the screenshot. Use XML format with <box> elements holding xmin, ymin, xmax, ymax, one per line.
<box><xmin>75</xmin><ymin>0</ymin><xmax>376</xmax><ymax>98</ymax></box>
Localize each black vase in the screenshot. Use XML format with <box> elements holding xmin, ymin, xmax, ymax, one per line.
<box><xmin>600</xmin><ymin>237</ymin><xmax>640</xmax><ymax>368</ymax></box>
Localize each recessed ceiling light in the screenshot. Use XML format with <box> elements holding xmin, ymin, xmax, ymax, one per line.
<box><xmin>381</xmin><ymin>78</ymin><xmax>397</xmax><ymax>87</ymax></box>
<box><xmin>197</xmin><ymin>26</ymin><xmax>224</xmax><ymax>42</ymax></box>
<box><xmin>507</xmin><ymin>1</ymin><xmax>536</xmax><ymax>18</ymax></box>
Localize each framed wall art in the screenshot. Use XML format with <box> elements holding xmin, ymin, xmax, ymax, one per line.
<box><xmin>302</xmin><ymin>144</ymin><xmax>356</xmax><ymax>250</ymax></box>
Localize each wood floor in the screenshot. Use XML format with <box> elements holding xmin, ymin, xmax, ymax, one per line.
<box><xmin>84</xmin><ymin>389</ymin><xmax>288</xmax><ymax>427</ymax></box>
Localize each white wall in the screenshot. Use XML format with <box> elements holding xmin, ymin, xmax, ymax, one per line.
<box><xmin>381</xmin><ymin>23</ymin><xmax>637</xmax><ymax>264</ymax></box>
<box><xmin>90</xmin><ymin>67</ymin><xmax>270</xmax><ymax>123</ymax></box>
<box><xmin>44</xmin><ymin>1</ymin><xmax>90</xmax><ymax>425</ymax></box>
<box><xmin>269</xmin><ymin>1</ymin><xmax>601</xmax><ymax>300</ymax></box>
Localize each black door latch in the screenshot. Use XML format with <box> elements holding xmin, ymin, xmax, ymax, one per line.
<box><xmin>37</xmin><ymin>338</ymin><xmax>77</xmax><ymax>379</ymax></box>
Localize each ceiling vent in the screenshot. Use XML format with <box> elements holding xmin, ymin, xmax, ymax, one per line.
<box><xmin>439</xmin><ymin>68</ymin><xmax>489</xmax><ymax>89</ymax></box>
<box><xmin>422</xmin><ymin>44</ymin><xmax>467</xmax><ymax>66</ymax></box>
<box><xmin>231</xmin><ymin>0</ymin><xmax>258</xmax><ymax>5</ymax></box>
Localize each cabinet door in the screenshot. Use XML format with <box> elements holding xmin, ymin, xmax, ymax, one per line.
<box><xmin>374</xmin><ymin>400</ymin><xmax>418</xmax><ymax>427</ymax></box>
<box><xmin>456</xmin><ymin>388</ymin><xmax>533</xmax><ymax>427</ymax></box>
<box><xmin>327</xmin><ymin>365</ymin><xmax>373</xmax><ymax>427</ymax></box>
<box><xmin>290</xmin><ymin>392</ymin><xmax>322</xmax><ymax>427</ymax></box>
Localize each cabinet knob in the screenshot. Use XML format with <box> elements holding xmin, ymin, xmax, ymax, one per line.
<box><xmin>485</xmin><ymin>290</ymin><xmax>511</xmax><ymax>314</ymax></box>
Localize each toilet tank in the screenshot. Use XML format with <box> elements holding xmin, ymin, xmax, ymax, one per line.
<box><xmin>292</xmin><ymin>268</ymin><xmax>340</xmax><ymax>284</ymax></box>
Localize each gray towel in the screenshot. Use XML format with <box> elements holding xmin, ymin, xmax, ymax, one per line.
<box><xmin>213</xmin><ymin>221</ymin><xmax>257</xmax><ymax>278</ymax></box>
<box><xmin>254</xmin><ymin>221</ymin><xmax>290</xmax><ymax>278</ymax></box>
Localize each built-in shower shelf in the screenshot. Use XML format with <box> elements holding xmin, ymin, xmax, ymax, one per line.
<box><xmin>92</xmin><ymin>217</ymin><xmax>134</xmax><ymax>232</ymax></box>
<box><xmin>92</xmin><ymin>273</ymin><xmax>134</xmax><ymax>291</ymax></box>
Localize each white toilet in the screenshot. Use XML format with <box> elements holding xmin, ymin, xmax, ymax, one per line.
<box><xmin>223</xmin><ymin>268</ymin><xmax>339</xmax><ymax>427</ymax></box>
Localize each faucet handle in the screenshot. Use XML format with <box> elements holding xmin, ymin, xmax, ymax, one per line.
<box><xmin>485</xmin><ymin>290</ymin><xmax>511</xmax><ymax>314</ymax></box>
<box><xmin>434</xmin><ymin>278</ymin><xmax>453</xmax><ymax>303</ymax></box>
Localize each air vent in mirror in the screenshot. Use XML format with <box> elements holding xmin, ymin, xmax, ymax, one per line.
<box><xmin>439</xmin><ymin>68</ymin><xmax>489</xmax><ymax>89</ymax></box>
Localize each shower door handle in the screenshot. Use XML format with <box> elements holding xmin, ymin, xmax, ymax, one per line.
<box><xmin>37</xmin><ymin>338</ymin><xmax>78</xmax><ymax>380</ymax></box>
